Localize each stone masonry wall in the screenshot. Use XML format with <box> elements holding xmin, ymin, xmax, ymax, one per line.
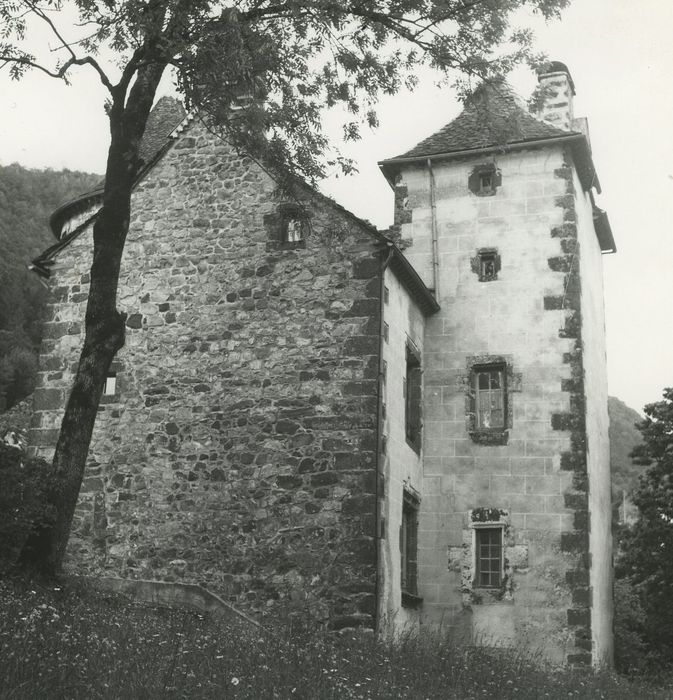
<box><xmin>395</xmin><ymin>146</ymin><xmax>593</xmax><ymax>664</ymax></box>
<box><xmin>30</xmin><ymin>118</ymin><xmax>384</xmax><ymax>629</ymax></box>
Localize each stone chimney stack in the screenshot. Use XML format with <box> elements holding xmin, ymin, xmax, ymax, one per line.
<box><xmin>535</xmin><ymin>61</ymin><xmax>576</xmax><ymax>132</ymax></box>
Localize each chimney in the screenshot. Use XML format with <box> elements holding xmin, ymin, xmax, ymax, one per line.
<box><xmin>535</xmin><ymin>61</ymin><xmax>575</xmax><ymax>132</ymax></box>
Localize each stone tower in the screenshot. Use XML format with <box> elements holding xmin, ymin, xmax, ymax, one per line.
<box><xmin>378</xmin><ymin>65</ymin><xmax>615</xmax><ymax>666</ymax></box>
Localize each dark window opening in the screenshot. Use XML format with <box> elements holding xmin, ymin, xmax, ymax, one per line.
<box><xmin>479</xmin><ymin>252</ymin><xmax>497</xmax><ymax>281</ymax></box>
<box><xmin>468</xmin><ymin>164</ymin><xmax>501</xmax><ymax>196</ymax></box>
<box><xmin>401</xmin><ymin>490</ymin><xmax>420</xmax><ymax>603</ymax></box>
<box><xmin>405</xmin><ymin>344</ymin><xmax>422</xmax><ymax>451</ymax></box>
<box><xmin>479</xmin><ymin>172</ymin><xmax>493</xmax><ymax>193</ymax></box>
<box><xmin>475</xmin><ymin>527</ymin><xmax>503</xmax><ymax>588</ymax></box>
<box><xmin>474</xmin><ymin>365</ymin><xmax>506</xmax><ymax>429</ymax></box>
<box><xmin>472</xmin><ymin>248</ymin><xmax>501</xmax><ymax>282</ymax></box>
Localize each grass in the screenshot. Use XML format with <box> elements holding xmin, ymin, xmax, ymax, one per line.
<box><xmin>0</xmin><ymin>576</ymin><xmax>670</xmax><ymax>699</ymax></box>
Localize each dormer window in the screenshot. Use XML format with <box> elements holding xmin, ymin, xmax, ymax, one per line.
<box><xmin>469</xmin><ymin>164</ymin><xmax>501</xmax><ymax>196</ymax></box>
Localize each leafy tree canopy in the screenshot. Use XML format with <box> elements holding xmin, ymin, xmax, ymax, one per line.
<box><xmin>2</xmin><ymin>0</ymin><xmax>568</xmax><ymax>182</ymax></box>
<box><xmin>618</xmin><ymin>388</ymin><xmax>673</xmax><ymax>656</ymax></box>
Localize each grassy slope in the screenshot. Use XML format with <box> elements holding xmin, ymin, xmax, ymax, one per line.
<box><xmin>0</xmin><ymin>577</ymin><xmax>669</xmax><ymax>699</ymax></box>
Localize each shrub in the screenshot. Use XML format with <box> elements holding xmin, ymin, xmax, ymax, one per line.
<box><xmin>0</xmin><ymin>443</ymin><xmax>56</xmax><ymax>570</ymax></box>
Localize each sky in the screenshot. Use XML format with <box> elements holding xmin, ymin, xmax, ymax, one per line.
<box><xmin>0</xmin><ymin>0</ymin><xmax>671</xmax><ymax>414</ymax></box>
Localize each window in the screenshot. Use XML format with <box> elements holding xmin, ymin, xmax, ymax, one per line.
<box><xmin>104</xmin><ymin>373</ymin><xmax>117</xmax><ymax>395</ymax></box>
<box><xmin>401</xmin><ymin>490</ymin><xmax>421</xmax><ymax>604</ymax></box>
<box><xmin>467</xmin><ymin>356</ymin><xmax>515</xmax><ymax>445</ymax></box>
<box><xmin>474</xmin><ymin>365</ymin><xmax>505</xmax><ymax>430</ymax></box>
<box><xmin>283</xmin><ymin>217</ymin><xmax>306</xmax><ymax>243</ymax></box>
<box><xmin>405</xmin><ymin>344</ymin><xmax>422</xmax><ymax>451</ymax></box>
<box><xmin>471</xmin><ymin>248</ymin><xmax>500</xmax><ymax>281</ymax></box>
<box><xmin>468</xmin><ymin>164</ymin><xmax>501</xmax><ymax>196</ymax></box>
<box><xmin>479</xmin><ymin>171</ymin><xmax>493</xmax><ymax>194</ymax></box>
<box><xmin>475</xmin><ymin>527</ymin><xmax>503</xmax><ymax>588</ymax></box>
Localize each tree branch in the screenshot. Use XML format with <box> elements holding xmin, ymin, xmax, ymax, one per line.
<box><xmin>23</xmin><ymin>0</ymin><xmax>78</xmax><ymax>60</ymax></box>
<box><xmin>0</xmin><ymin>52</ymin><xmax>114</xmax><ymax>91</ymax></box>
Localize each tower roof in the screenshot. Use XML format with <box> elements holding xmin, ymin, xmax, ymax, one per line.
<box><xmin>391</xmin><ymin>80</ymin><xmax>573</xmax><ymax>161</ymax></box>
<box><xmin>379</xmin><ymin>79</ymin><xmax>601</xmax><ymax>195</ymax></box>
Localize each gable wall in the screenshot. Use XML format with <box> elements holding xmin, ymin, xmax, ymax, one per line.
<box><xmin>30</xmin><ymin>119</ymin><xmax>384</xmax><ymax>628</ymax></box>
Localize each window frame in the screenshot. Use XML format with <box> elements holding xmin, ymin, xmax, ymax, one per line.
<box><xmin>473</xmin><ymin>365</ymin><xmax>506</xmax><ymax>430</ymax></box>
<box><xmin>466</xmin><ymin>356</ymin><xmax>513</xmax><ymax>445</ymax></box>
<box><xmin>404</xmin><ymin>343</ymin><xmax>422</xmax><ymax>453</ymax></box>
<box><xmin>473</xmin><ymin>525</ymin><xmax>504</xmax><ymax>589</ymax></box>
<box><xmin>400</xmin><ymin>489</ymin><xmax>422</xmax><ymax>607</ymax></box>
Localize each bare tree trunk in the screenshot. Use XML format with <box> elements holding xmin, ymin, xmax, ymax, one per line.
<box><xmin>18</xmin><ymin>61</ymin><xmax>167</xmax><ymax>576</ymax></box>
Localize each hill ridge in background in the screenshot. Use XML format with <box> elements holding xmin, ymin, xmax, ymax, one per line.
<box><xmin>0</xmin><ymin>162</ymin><xmax>100</xmax><ymax>409</ymax></box>
<box><xmin>608</xmin><ymin>395</ymin><xmax>645</xmax><ymax>500</ymax></box>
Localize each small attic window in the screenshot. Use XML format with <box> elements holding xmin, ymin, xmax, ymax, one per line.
<box><xmin>279</xmin><ymin>205</ymin><xmax>309</xmax><ymax>247</ymax></box>
<box><xmin>283</xmin><ymin>218</ymin><xmax>306</xmax><ymax>243</ymax></box>
<box><xmin>469</xmin><ymin>164</ymin><xmax>501</xmax><ymax>196</ymax></box>
<box><xmin>471</xmin><ymin>248</ymin><xmax>501</xmax><ymax>282</ymax></box>
<box><xmin>479</xmin><ymin>172</ymin><xmax>493</xmax><ymax>193</ymax></box>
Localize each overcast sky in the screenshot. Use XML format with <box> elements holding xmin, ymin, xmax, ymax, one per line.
<box><xmin>1</xmin><ymin>0</ymin><xmax>671</xmax><ymax>414</ymax></box>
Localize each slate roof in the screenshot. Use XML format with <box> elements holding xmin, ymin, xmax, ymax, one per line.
<box><xmin>379</xmin><ymin>79</ymin><xmax>602</xmax><ymax>198</ymax></box>
<box><xmin>391</xmin><ymin>80</ymin><xmax>572</xmax><ymax>160</ymax></box>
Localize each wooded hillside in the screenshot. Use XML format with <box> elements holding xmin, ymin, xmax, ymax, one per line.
<box><xmin>0</xmin><ymin>163</ymin><xmax>99</xmax><ymax>409</ymax></box>
<box><xmin>609</xmin><ymin>396</ymin><xmax>645</xmax><ymax>499</ymax></box>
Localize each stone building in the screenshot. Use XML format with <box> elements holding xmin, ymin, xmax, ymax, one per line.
<box><xmin>29</xmin><ymin>63</ymin><xmax>615</xmax><ymax>666</ymax></box>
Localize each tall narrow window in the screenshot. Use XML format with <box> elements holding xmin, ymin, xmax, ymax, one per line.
<box><xmin>401</xmin><ymin>490</ymin><xmax>420</xmax><ymax>603</ymax></box>
<box><xmin>474</xmin><ymin>365</ymin><xmax>505</xmax><ymax>429</ymax></box>
<box><xmin>475</xmin><ymin>527</ymin><xmax>503</xmax><ymax>588</ymax></box>
<box><xmin>405</xmin><ymin>344</ymin><xmax>422</xmax><ymax>451</ymax></box>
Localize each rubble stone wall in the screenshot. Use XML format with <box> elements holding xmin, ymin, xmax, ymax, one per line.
<box><xmin>30</xmin><ymin>119</ymin><xmax>384</xmax><ymax>628</ymax></box>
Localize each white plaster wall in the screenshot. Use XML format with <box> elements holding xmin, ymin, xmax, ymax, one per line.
<box><xmin>574</xmin><ymin>169</ymin><xmax>614</xmax><ymax>666</ymax></box>
<box><xmin>378</xmin><ymin>266</ymin><xmax>425</xmax><ymax>630</ymax></box>
<box><xmin>397</xmin><ymin>147</ymin><xmax>584</xmax><ymax>663</ymax></box>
